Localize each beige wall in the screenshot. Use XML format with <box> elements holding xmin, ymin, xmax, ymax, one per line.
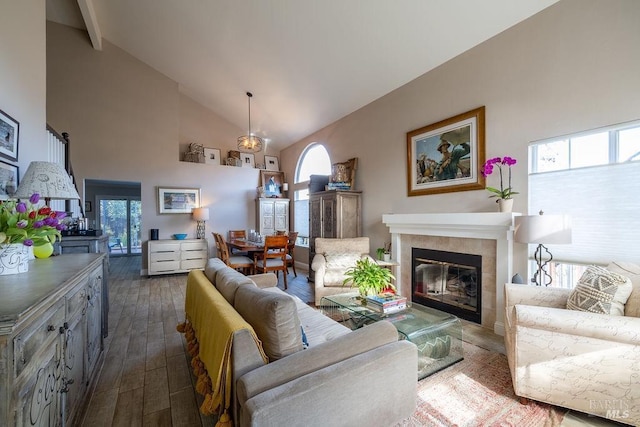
<box><xmin>46</xmin><ymin>22</ymin><xmax>272</xmax><ymax>268</ymax></box>
<box><xmin>11</xmin><ymin>1</ymin><xmax>640</xmax><ymax>275</ymax></box>
<box><xmin>0</xmin><ymin>0</ymin><xmax>47</xmax><ymax>172</ymax></box>
<box><xmin>281</xmin><ymin>0</ymin><xmax>640</xmax><ymax>274</ymax></box>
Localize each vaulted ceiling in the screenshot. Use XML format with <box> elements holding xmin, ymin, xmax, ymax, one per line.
<box><xmin>46</xmin><ymin>0</ymin><xmax>558</xmax><ymax>151</ymax></box>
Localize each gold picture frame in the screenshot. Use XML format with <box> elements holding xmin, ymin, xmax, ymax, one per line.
<box><xmin>260</xmin><ymin>170</ymin><xmax>285</xmax><ymax>197</ymax></box>
<box><xmin>406</xmin><ymin>106</ymin><xmax>485</xmax><ymax>196</ymax></box>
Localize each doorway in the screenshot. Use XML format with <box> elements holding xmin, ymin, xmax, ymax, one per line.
<box><xmin>98</xmin><ymin>198</ymin><xmax>142</xmax><ymax>256</ymax></box>
<box><xmin>85</xmin><ymin>180</ymin><xmax>142</xmax><ymax>258</ymax></box>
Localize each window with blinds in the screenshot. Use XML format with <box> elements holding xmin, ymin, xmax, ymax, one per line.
<box><xmin>528</xmin><ymin>120</ymin><xmax>640</xmax><ymax>286</ymax></box>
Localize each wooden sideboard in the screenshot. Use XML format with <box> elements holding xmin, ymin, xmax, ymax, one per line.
<box><xmin>147</xmin><ymin>239</ymin><xmax>208</xmax><ymax>276</ymax></box>
<box><xmin>0</xmin><ymin>253</ymin><xmax>107</xmax><ymax>426</ymax></box>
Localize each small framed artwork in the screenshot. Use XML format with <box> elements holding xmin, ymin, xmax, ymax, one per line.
<box><xmin>260</xmin><ymin>170</ymin><xmax>285</xmax><ymax>197</ymax></box>
<box><xmin>85</xmin><ymin>201</ymin><xmax>92</xmax><ymax>212</ymax></box>
<box><xmin>158</xmin><ymin>187</ymin><xmax>201</xmax><ymax>214</ymax></box>
<box><xmin>240</xmin><ymin>153</ymin><xmax>255</xmax><ymax>168</ymax></box>
<box><xmin>407</xmin><ymin>106</ymin><xmax>485</xmax><ymax>197</ymax></box>
<box><xmin>264</xmin><ymin>155</ymin><xmax>280</xmax><ymax>171</ymax></box>
<box><xmin>0</xmin><ymin>109</ymin><xmax>19</xmax><ymax>161</ymax></box>
<box><xmin>0</xmin><ymin>160</ymin><xmax>18</xmax><ymax>200</ymax></box>
<box><xmin>203</xmin><ymin>147</ymin><xmax>221</xmax><ymax>165</ymax></box>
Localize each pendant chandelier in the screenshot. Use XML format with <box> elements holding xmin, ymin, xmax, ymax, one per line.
<box><xmin>237</xmin><ymin>91</ymin><xmax>264</xmax><ymax>152</ymax></box>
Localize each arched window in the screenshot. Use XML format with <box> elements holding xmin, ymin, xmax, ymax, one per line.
<box><xmin>293</xmin><ymin>144</ymin><xmax>331</xmax><ymax>247</ymax></box>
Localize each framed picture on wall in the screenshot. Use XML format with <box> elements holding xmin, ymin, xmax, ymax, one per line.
<box><xmin>0</xmin><ymin>109</ymin><xmax>19</xmax><ymax>161</ymax></box>
<box><xmin>406</xmin><ymin>106</ymin><xmax>485</xmax><ymax>196</ymax></box>
<box><xmin>203</xmin><ymin>147</ymin><xmax>221</xmax><ymax>165</ymax></box>
<box><xmin>158</xmin><ymin>187</ymin><xmax>200</xmax><ymax>214</ymax></box>
<box><xmin>240</xmin><ymin>153</ymin><xmax>255</xmax><ymax>168</ymax></box>
<box><xmin>264</xmin><ymin>155</ymin><xmax>280</xmax><ymax>171</ymax></box>
<box><xmin>0</xmin><ymin>160</ymin><xmax>18</xmax><ymax>200</ymax></box>
<box><xmin>260</xmin><ymin>170</ymin><xmax>285</xmax><ymax>197</ymax></box>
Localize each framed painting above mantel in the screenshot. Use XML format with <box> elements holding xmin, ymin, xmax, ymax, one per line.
<box><xmin>407</xmin><ymin>106</ymin><xmax>485</xmax><ymax>197</ymax></box>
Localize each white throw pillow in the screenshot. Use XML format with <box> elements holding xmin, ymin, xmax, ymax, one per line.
<box><xmin>324</xmin><ymin>252</ymin><xmax>362</xmax><ymax>270</ymax></box>
<box><xmin>566</xmin><ymin>265</ymin><xmax>633</xmax><ymax>316</ymax></box>
<box><xmin>606</xmin><ymin>261</ymin><xmax>640</xmax><ymax>318</ymax></box>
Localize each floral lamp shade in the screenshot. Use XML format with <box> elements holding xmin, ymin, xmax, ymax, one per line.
<box><xmin>13</xmin><ymin>161</ymin><xmax>80</xmax><ymax>201</ymax></box>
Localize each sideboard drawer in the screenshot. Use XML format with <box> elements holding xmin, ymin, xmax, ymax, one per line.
<box><xmin>150</xmin><ymin>251</ymin><xmax>180</xmax><ymax>262</ymax></box>
<box><xmin>181</xmin><ymin>249</ymin><xmax>207</xmax><ymax>261</ymax></box>
<box><xmin>149</xmin><ymin>242</ymin><xmax>181</xmax><ymax>253</ymax></box>
<box><xmin>181</xmin><ymin>241</ymin><xmax>207</xmax><ymax>251</ymax></box>
<box><xmin>149</xmin><ymin>260</ymin><xmax>181</xmax><ymax>274</ymax></box>
<box><xmin>13</xmin><ymin>301</ymin><xmax>65</xmax><ymax>378</ymax></box>
<box><xmin>181</xmin><ymin>259</ymin><xmax>207</xmax><ymax>270</ymax></box>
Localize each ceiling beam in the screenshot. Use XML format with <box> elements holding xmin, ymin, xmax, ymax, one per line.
<box><xmin>77</xmin><ymin>0</ymin><xmax>102</xmax><ymax>50</ymax></box>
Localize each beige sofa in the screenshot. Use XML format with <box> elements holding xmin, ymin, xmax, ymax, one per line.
<box><xmin>504</xmin><ymin>261</ymin><xmax>640</xmax><ymax>425</ymax></box>
<box><xmin>183</xmin><ymin>258</ymin><xmax>417</xmax><ymax>427</ymax></box>
<box><xmin>312</xmin><ymin>237</ymin><xmax>372</xmax><ymax>305</ymax></box>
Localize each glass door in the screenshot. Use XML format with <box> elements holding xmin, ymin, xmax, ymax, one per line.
<box><xmin>98</xmin><ymin>197</ymin><xmax>141</xmax><ymax>256</ymax></box>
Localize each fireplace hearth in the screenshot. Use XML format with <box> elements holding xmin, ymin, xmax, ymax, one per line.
<box><xmin>412</xmin><ymin>248</ymin><xmax>482</xmax><ymax>324</ymax></box>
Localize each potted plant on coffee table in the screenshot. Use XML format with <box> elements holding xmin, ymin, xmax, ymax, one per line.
<box><xmin>343</xmin><ymin>258</ymin><xmax>396</xmax><ymax>297</ymax></box>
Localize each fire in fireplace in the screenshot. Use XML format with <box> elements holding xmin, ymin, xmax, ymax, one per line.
<box><xmin>412</xmin><ymin>248</ymin><xmax>482</xmax><ymax>324</ymax></box>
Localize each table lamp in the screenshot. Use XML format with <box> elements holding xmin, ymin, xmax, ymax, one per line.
<box><xmin>514</xmin><ymin>211</ymin><xmax>572</xmax><ymax>286</ymax></box>
<box><xmin>192</xmin><ymin>207</ymin><xmax>210</xmax><ymax>239</ymax></box>
<box><xmin>13</xmin><ymin>161</ymin><xmax>80</xmax><ymax>204</ymax></box>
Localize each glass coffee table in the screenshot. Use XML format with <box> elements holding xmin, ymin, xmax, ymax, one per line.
<box><xmin>320</xmin><ymin>293</ymin><xmax>463</xmax><ymax>379</ymax></box>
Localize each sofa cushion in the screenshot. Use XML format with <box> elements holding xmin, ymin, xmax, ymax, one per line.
<box><xmin>204</xmin><ymin>258</ymin><xmax>226</xmax><ymax>283</ymax></box>
<box><xmin>262</xmin><ymin>287</ymin><xmax>351</xmax><ymax>347</ymax></box>
<box><xmin>214</xmin><ymin>263</ymin><xmax>256</xmax><ymax>305</ymax></box>
<box><xmin>566</xmin><ymin>265</ymin><xmax>633</xmax><ymax>316</ymax></box>
<box><xmin>606</xmin><ymin>261</ymin><xmax>640</xmax><ymax>318</ymax></box>
<box><xmin>234</xmin><ymin>285</ymin><xmax>303</xmax><ymax>361</ymax></box>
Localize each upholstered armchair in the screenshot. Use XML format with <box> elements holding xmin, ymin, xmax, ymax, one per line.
<box><xmin>504</xmin><ymin>261</ymin><xmax>640</xmax><ymax>425</ymax></box>
<box><xmin>312</xmin><ymin>237</ymin><xmax>371</xmax><ymax>305</ymax></box>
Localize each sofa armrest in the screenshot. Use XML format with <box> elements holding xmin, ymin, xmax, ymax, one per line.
<box><xmin>247</xmin><ymin>273</ymin><xmax>278</xmax><ymax>289</ymax></box>
<box><xmin>239</xmin><ymin>340</ymin><xmax>417</xmax><ymax>427</ymax></box>
<box><xmin>514</xmin><ymin>304</ymin><xmax>640</xmax><ymax>346</ymax></box>
<box><xmin>504</xmin><ymin>284</ymin><xmax>571</xmax><ymax>330</ymax></box>
<box><xmin>505</xmin><ymin>283</ymin><xmax>571</xmax><ymax>309</ymax></box>
<box><xmin>237</xmin><ymin>320</ymin><xmax>399</xmax><ymax>403</ymax></box>
<box><xmin>311</xmin><ymin>253</ymin><xmax>326</xmax><ymax>272</ymax></box>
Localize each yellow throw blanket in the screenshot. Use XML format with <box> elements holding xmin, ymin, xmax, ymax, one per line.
<box><xmin>177</xmin><ymin>270</ymin><xmax>267</xmax><ymax>426</ymax></box>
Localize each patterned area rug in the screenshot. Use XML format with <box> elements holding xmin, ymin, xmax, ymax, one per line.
<box><xmin>394</xmin><ymin>342</ymin><xmax>567</xmax><ymax>427</ymax></box>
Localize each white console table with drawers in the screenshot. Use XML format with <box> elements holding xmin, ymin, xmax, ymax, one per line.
<box><xmin>147</xmin><ymin>238</ymin><xmax>208</xmax><ymax>276</ymax></box>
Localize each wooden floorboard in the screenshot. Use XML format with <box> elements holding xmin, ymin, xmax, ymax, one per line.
<box><xmin>82</xmin><ymin>255</ymin><xmax>313</xmax><ymax>426</ymax></box>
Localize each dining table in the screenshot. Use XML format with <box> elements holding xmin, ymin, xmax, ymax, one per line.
<box><xmin>227</xmin><ymin>239</ymin><xmax>265</xmax><ymax>257</ymax></box>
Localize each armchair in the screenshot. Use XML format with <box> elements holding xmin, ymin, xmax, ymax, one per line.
<box><xmin>504</xmin><ymin>261</ymin><xmax>640</xmax><ymax>425</ymax></box>
<box><xmin>312</xmin><ymin>237</ymin><xmax>371</xmax><ymax>305</ymax></box>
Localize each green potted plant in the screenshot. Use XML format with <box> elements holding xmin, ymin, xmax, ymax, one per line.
<box><xmin>376</xmin><ymin>243</ymin><xmax>391</xmax><ymax>261</ymax></box>
<box><xmin>343</xmin><ymin>258</ymin><xmax>396</xmax><ymax>297</ymax></box>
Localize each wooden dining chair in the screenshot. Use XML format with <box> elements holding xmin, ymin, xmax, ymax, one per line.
<box><xmin>213</xmin><ymin>232</ymin><xmax>254</xmax><ymax>275</ymax></box>
<box><xmin>285</xmin><ymin>231</ymin><xmax>299</xmax><ymax>277</ymax></box>
<box><xmin>253</xmin><ymin>235</ymin><xmax>289</xmax><ymax>289</ymax></box>
<box><xmin>228</xmin><ymin>229</ymin><xmax>249</xmax><ymax>256</ymax></box>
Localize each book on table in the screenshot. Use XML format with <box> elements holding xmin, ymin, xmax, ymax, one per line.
<box><xmin>365</xmin><ymin>294</ymin><xmax>407</xmax><ymax>313</ymax></box>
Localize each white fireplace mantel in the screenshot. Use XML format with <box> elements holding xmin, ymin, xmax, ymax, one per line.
<box><xmin>382</xmin><ymin>212</ymin><xmax>520</xmax><ymax>335</ymax></box>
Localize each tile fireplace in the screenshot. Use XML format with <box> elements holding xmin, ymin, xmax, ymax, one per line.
<box><xmin>412</xmin><ymin>248</ymin><xmax>482</xmax><ymax>324</ymax></box>
<box><xmin>383</xmin><ymin>213</ymin><xmax>518</xmax><ymax>335</ymax></box>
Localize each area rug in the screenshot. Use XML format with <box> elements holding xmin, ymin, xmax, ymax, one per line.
<box><xmin>394</xmin><ymin>342</ymin><xmax>567</xmax><ymax>427</ymax></box>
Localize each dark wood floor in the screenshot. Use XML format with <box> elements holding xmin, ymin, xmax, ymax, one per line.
<box><xmin>82</xmin><ymin>256</ymin><xmax>312</xmax><ymax>426</ymax></box>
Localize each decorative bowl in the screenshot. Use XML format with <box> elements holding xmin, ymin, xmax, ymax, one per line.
<box><xmin>173</xmin><ymin>233</ymin><xmax>188</xmax><ymax>240</ymax></box>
